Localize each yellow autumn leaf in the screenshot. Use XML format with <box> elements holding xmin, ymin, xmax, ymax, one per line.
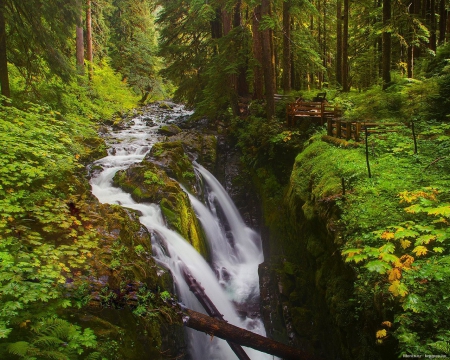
<box><xmin>381</xmin><ymin>321</ymin><xmax>392</xmax><ymax>328</ymax></box>
<box><xmin>388</xmin><ymin>268</ymin><xmax>402</xmax><ymax>282</ymax></box>
<box><xmin>400</xmin><ymin>239</ymin><xmax>411</xmax><ymax>249</ymax></box>
<box><xmin>413</xmin><ymin>246</ymin><xmax>428</xmax><ymax>257</ymax></box>
<box><xmin>389</xmin><ymin>280</ymin><xmax>408</xmax><ymax>297</ymax></box>
<box><xmin>381</xmin><ymin>231</ymin><xmax>395</xmax><ymax>240</ymax></box>
<box><xmin>376</xmin><ymin>329</ymin><xmax>387</xmax><ymax>339</ymax></box>
<box><xmin>399</xmin><ymin>254</ymin><xmax>414</xmax><ymax>268</ymax></box>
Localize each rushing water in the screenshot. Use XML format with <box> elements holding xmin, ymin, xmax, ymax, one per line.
<box><xmin>90</xmin><ymin>104</ymin><xmax>274</xmax><ymax>360</ymax></box>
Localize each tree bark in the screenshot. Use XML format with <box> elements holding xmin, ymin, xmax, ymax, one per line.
<box><xmin>76</xmin><ymin>0</ymin><xmax>84</xmax><ymax>75</ymax></box>
<box><xmin>382</xmin><ymin>0</ymin><xmax>391</xmax><ymax>89</ymax></box>
<box><xmin>234</xmin><ymin>0</ymin><xmax>249</xmax><ymax>98</ymax></box>
<box><xmin>282</xmin><ymin>0</ymin><xmax>291</xmax><ymax>93</ymax></box>
<box><xmin>183</xmin><ymin>309</ymin><xmax>316</xmax><ymax>360</ymax></box>
<box><xmin>342</xmin><ymin>0</ymin><xmax>349</xmax><ymax>91</ymax></box>
<box><xmin>252</xmin><ymin>6</ymin><xmax>264</xmax><ymax>100</ymax></box>
<box><xmin>0</xmin><ymin>0</ymin><xmax>10</xmax><ymax>100</ymax></box>
<box><xmin>438</xmin><ymin>0</ymin><xmax>446</xmax><ymax>44</ymax></box>
<box><xmin>429</xmin><ymin>0</ymin><xmax>436</xmax><ymax>51</ymax></box>
<box><xmin>86</xmin><ymin>0</ymin><xmax>93</xmax><ymax>80</ymax></box>
<box><xmin>261</xmin><ymin>0</ymin><xmax>275</xmax><ymax>118</ymax></box>
<box><xmin>336</xmin><ymin>0</ymin><xmax>342</xmax><ymax>86</ymax></box>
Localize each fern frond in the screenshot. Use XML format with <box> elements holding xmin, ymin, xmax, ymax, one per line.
<box><xmin>34</xmin><ymin>318</ymin><xmax>73</xmax><ymax>341</ymax></box>
<box><xmin>85</xmin><ymin>352</ymin><xmax>102</xmax><ymax>360</ymax></box>
<box><xmin>39</xmin><ymin>349</ymin><xmax>70</xmax><ymax>360</ymax></box>
<box><xmin>8</xmin><ymin>341</ymin><xmax>31</xmax><ymax>356</ymax></box>
<box><xmin>32</xmin><ymin>335</ymin><xmax>64</xmax><ymax>348</ymax></box>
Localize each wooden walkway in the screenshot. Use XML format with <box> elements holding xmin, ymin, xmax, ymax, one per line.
<box><xmin>286</xmin><ymin>98</ymin><xmax>404</xmax><ymax>142</ymax></box>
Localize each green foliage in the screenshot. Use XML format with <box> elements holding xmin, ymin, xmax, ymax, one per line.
<box><xmin>0</xmin><ymin>101</ymin><xmax>103</xmax><ymax>345</ymax></box>
<box><xmin>157</xmin><ymin>0</ymin><xmax>211</xmax><ymax>106</ymax></box>
<box><xmin>8</xmin><ymin>317</ymin><xmax>98</xmax><ymax>359</ymax></box>
<box><xmin>107</xmin><ymin>0</ymin><xmax>168</xmax><ymax>101</ymax></box>
<box><xmin>4</xmin><ymin>0</ymin><xmax>78</xmax><ymax>83</ymax></box>
<box><xmin>333</xmin><ymin>78</ymin><xmax>438</xmax><ymax>123</ymax></box>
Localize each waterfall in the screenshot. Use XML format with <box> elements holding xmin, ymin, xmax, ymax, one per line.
<box><xmin>90</xmin><ymin>104</ymin><xmax>274</xmax><ymax>360</ymax></box>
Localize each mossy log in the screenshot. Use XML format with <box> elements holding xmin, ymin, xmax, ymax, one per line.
<box><xmin>321</xmin><ymin>135</ymin><xmax>359</xmax><ymax>148</ymax></box>
<box><xmin>183</xmin><ymin>309</ymin><xmax>318</xmax><ymax>360</ymax></box>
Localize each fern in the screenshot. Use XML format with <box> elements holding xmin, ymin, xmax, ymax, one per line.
<box><xmin>8</xmin><ymin>341</ymin><xmax>31</xmax><ymax>356</ymax></box>
<box><xmin>32</xmin><ymin>335</ymin><xmax>64</xmax><ymax>348</ymax></box>
<box><xmin>85</xmin><ymin>352</ymin><xmax>102</xmax><ymax>360</ymax></box>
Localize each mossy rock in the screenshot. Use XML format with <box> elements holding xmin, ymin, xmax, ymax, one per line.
<box><xmin>145</xmin><ymin>141</ymin><xmax>197</xmax><ymax>191</ymax></box>
<box><xmin>61</xmin><ymin>200</ymin><xmax>184</xmax><ymax>360</ymax></box>
<box><xmin>73</xmin><ymin>134</ymin><xmax>107</xmax><ymax>164</ymax></box>
<box><xmin>159</xmin><ymin>102</ymin><xmax>173</xmax><ymax>110</ymax></box>
<box><xmin>158</xmin><ymin>124</ymin><xmax>182</xmax><ymax>136</ymax></box>
<box><xmin>112</xmin><ymin>162</ymin><xmax>209</xmax><ymax>258</ymax></box>
<box><xmin>89</xmin><ymin>202</ymin><xmax>159</xmax><ymax>288</ymax></box>
<box><xmin>290</xmin><ymin>307</ymin><xmax>315</xmax><ymax>337</ymax></box>
<box><xmin>169</xmin><ymin>132</ymin><xmax>218</xmax><ymax>171</ymax></box>
<box><xmin>113</xmin><ymin>163</ymin><xmax>173</xmax><ymax>203</ymax></box>
<box><xmin>160</xmin><ymin>192</ymin><xmax>209</xmax><ymax>260</ymax></box>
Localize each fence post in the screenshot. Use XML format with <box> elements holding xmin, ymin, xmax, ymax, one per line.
<box><xmin>336</xmin><ymin>120</ymin><xmax>342</xmax><ymax>138</ymax></box>
<box><xmin>346</xmin><ymin>121</ymin><xmax>352</xmax><ymax>140</ymax></box>
<box><xmin>411</xmin><ymin>121</ymin><xmax>418</xmax><ymax>154</ymax></box>
<box><xmin>327</xmin><ymin>118</ymin><xmax>333</xmax><ymax>136</ymax></box>
<box><xmin>365</xmin><ymin>126</ymin><xmax>372</xmax><ymax>178</ymax></box>
<box><xmin>355</xmin><ymin>122</ymin><xmax>361</xmax><ymax>142</ymax></box>
<box><xmin>321</xmin><ymin>102</ymin><xmax>325</xmax><ymax>126</ymax></box>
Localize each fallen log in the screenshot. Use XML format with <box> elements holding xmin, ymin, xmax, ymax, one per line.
<box><xmin>183</xmin><ymin>308</ymin><xmax>316</xmax><ymax>360</ymax></box>
<box><xmin>182</xmin><ymin>267</ymin><xmax>250</xmax><ymax>360</ymax></box>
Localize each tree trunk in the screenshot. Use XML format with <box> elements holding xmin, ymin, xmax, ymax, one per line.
<box><xmin>211</xmin><ymin>8</ymin><xmax>223</xmax><ymax>39</ymax></box>
<box><xmin>183</xmin><ymin>309</ymin><xmax>316</xmax><ymax>360</ymax></box>
<box><xmin>322</xmin><ymin>0</ymin><xmax>328</xmax><ymax>85</ymax></box>
<box><xmin>342</xmin><ymin>0</ymin><xmax>349</xmax><ymax>91</ymax></box>
<box><xmin>0</xmin><ymin>0</ymin><xmax>10</xmax><ymax>101</ymax></box>
<box><xmin>336</xmin><ymin>0</ymin><xmax>342</xmax><ymax>86</ymax></box>
<box><xmin>76</xmin><ymin>0</ymin><xmax>84</xmax><ymax>75</ymax></box>
<box><xmin>282</xmin><ymin>0</ymin><xmax>291</xmax><ymax>93</ymax></box>
<box><xmin>86</xmin><ymin>0</ymin><xmax>93</xmax><ymax>80</ymax></box>
<box><xmin>382</xmin><ymin>0</ymin><xmax>391</xmax><ymax>89</ymax></box>
<box><xmin>252</xmin><ymin>6</ymin><xmax>264</xmax><ymax>100</ymax></box>
<box><xmin>261</xmin><ymin>0</ymin><xmax>275</xmax><ymax>118</ymax></box>
<box><xmin>438</xmin><ymin>0</ymin><xmax>446</xmax><ymax>44</ymax></box>
<box><xmin>234</xmin><ymin>0</ymin><xmax>249</xmax><ymax>98</ymax></box>
<box><xmin>429</xmin><ymin>0</ymin><xmax>436</xmax><ymax>51</ymax></box>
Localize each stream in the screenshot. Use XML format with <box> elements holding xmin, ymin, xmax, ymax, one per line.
<box><xmin>90</xmin><ymin>103</ymin><xmax>275</xmax><ymax>360</ymax></box>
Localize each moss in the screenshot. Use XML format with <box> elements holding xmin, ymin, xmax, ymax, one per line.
<box><xmin>160</xmin><ymin>192</ymin><xmax>209</xmax><ymax>259</ymax></box>
<box><xmin>113</xmin><ymin>161</ymin><xmax>209</xmax><ymax>258</ymax></box>
<box><xmin>146</xmin><ymin>141</ymin><xmax>197</xmax><ymax>191</ymax></box>
<box><xmin>158</xmin><ymin>124</ymin><xmax>182</xmax><ymax>136</ymax></box>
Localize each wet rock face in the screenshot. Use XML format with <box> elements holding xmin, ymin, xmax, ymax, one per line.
<box><xmin>69</xmin><ymin>199</ymin><xmax>185</xmax><ymax>360</ymax></box>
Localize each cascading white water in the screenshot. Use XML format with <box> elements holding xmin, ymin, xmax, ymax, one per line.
<box><xmin>90</xmin><ymin>104</ymin><xmax>275</xmax><ymax>360</ymax></box>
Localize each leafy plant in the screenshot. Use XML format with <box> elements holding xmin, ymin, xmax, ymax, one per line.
<box><xmin>8</xmin><ymin>317</ymin><xmax>98</xmax><ymax>359</ymax></box>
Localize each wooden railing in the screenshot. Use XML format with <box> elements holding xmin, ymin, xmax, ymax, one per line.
<box><xmin>287</xmin><ymin>100</ymin><xmax>342</xmax><ymax>126</ymax></box>
<box><xmin>326</xmin><ymin>119</ymin><xmax>404</xmax><ymax>142</ymax></box>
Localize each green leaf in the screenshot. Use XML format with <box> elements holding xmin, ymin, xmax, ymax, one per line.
<box><xmin>428</xmin><ymin>205</ymin><xmax>450</xmax><ymax>217</ymax></box>
<box><xmin>402</xmin><ymin>294</ymin><xmax>424</xmax><ymax>313</ymax></box>
<box><xmin>365</xmin><ymin>260</ymin><xmax>391</xmax><ymax>274</ymax></box>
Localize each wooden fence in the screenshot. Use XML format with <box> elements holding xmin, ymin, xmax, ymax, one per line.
<box><xmin>326</xmin><ymin>119</ymin><xmax>403</xmax><ymax>142</ymax></box>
